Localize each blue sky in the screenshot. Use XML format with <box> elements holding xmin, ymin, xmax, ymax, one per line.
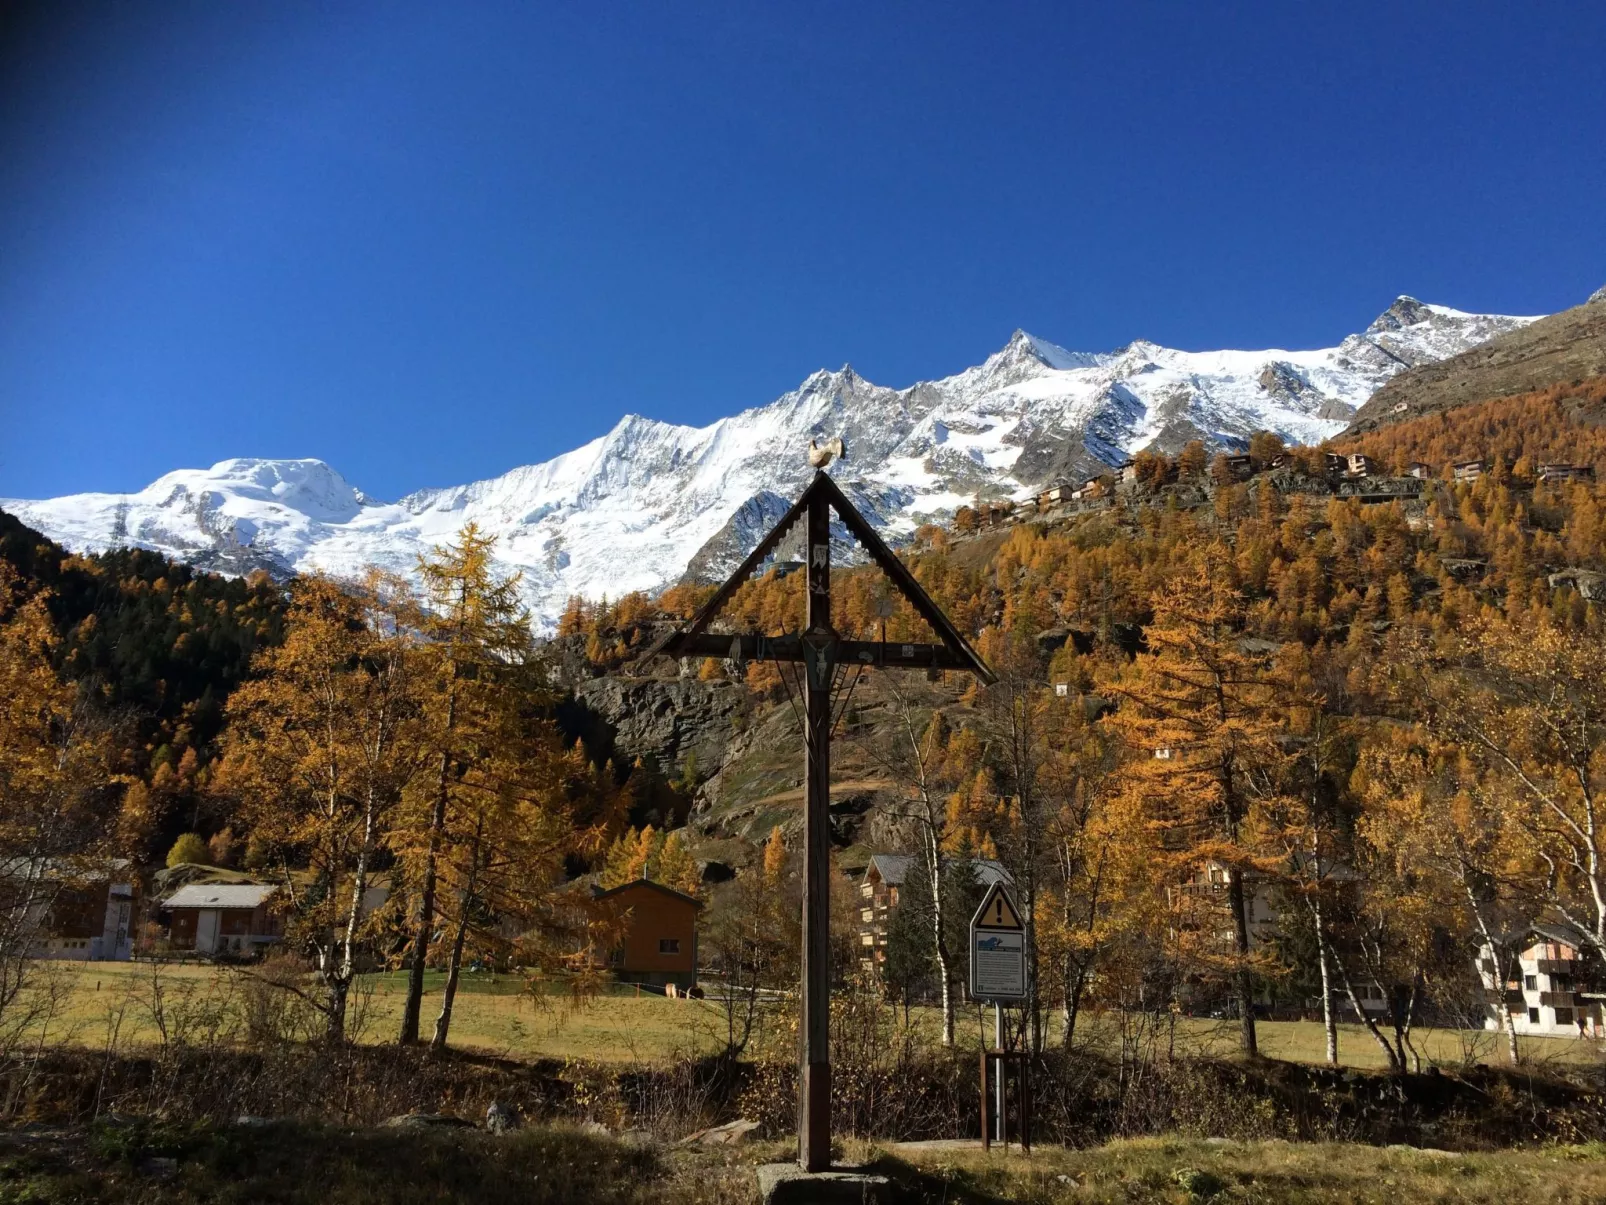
<box><xmin>2</xmin><ymin>1</ymin><xmax>1603</xmax><ymax>502</ymax></box>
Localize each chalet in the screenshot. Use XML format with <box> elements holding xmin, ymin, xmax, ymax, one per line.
<box><xmin>2</xmin><ymin>861</ymin><xmax>138</xmax><ymax>970</ymax></box>
<box><xmin>856</xmin><ymin>854</ymin><xmax>1012</xmax><ymax>970</ymax></box>
<box><xmin>1219</xmin><ymin>454</ymin><xmax>1254</xmax><ymax>481</ymax></box>
<box><xmin>1172</xmin><ymin>856</ymin><xmax>1388</xmax><ymax>1019</ymax></box>
<box><xmin>591</xmin><ymin>879</ymin><xmax>702</xmax><ymax>990</ymax></box>
<box><xmin>1538</xmin><ymin>463</ymin><xmax>1597</xmax><ymax>483</ymax></box>
<box><xmin>1036</xmin><ymin>482</ymin><xmax>1073</xmax><ymax>509</ymax></box>
<box><xmin>1344</xmin><ymin>453</ymin><xmax>1378</xmax><ymax>478</ymax></box>
<box><xmin>979</xmin><ymin>501</ymin><xmax>1016</xmax><ymax>528</ymax></box>
<box><xmin>1117</xmin><ymin>461</ymin><xmax>1139</xmax><ymax>484</ymax></box>
<box><xmin>1453</xmin><ymin>460</ymin><xmax>1487</xmax><ymax>482</ymax></box>
<box><xmin>1170</xmin><ymin>860</ymin><xmax>1280</xmax><ymax>948</ymax></box>
<box><xmin>1324</xmin><ymin>452</ymin><xmax>1347</xmax><ymax>476</ymax></box>
<box><xmin>1406</xmin><ymin>462</ymin><xmax>1433</xmax><ymax>479</ymax></box>
<box><xmin>37</xmin><ymin>877</ymin><xmax>136</xmax><ymax>962</ymax></box>
<box><xmin>3</xmin><ymin>860</ymin><xmax>138</xmax><ymax>962</ymax></box>
<box><xmin>163</xmin><ymin>884</ymin><xmax>282</xmax><ymax>957</ymax></box>
<box><xmin>1477</xmin><ymin>923</ymin><xmax>1603</xmax><ymax>1038</ymax></box>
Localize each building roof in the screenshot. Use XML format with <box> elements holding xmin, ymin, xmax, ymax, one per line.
<box><xmin>1519</xmin><ymin>921</ymin><xmax>1592</xmax><ymax>950</ymax></box>
<box><xmin>163</xmin><ymin>884</ymin><xmax>277</xmax><ymax>910</ymax></box>
<box><xmin>867</xmin><ymin>854</ymin><xmax>916</xmax><ymax>885</ymax></box>
<box><xmin>865</xmin><ymin>854</ymin><xmax>1014</xmax><ymax>889</ymax></box>
<box><xmin>0</xmin><ymin>856</ymin><xmax>133</xmax><ymax>882</ymax></box>
<box><xmin>970</xmin><ymin>859</ymin><xmax>1015</xmax><ymax>888</ymax></box>
<box><xmin>591</xmin><ymin>879</ymin><xmax>704</xmax><ymax>909</ymax></box>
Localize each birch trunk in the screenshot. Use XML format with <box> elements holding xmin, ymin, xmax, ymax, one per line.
<box><xmin>1308</xmin><ymin>893</ymin><xmax>1338</xmax><ymax>1066</ymax></box>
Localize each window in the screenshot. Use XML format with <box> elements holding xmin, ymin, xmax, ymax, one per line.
<box><xmin>1529</xmin><ymin>1008</ymin><xmax>1540</xmax><ymax>1024</ymax></box>
<box><xmin>860</xmin><ymin>883</ymin><xmax>873</xmax><ymax>899</ymax></box>
<box><xmin>658</xmin><ymin>938</ymin><xmax>680</xmax><ymax>955</ymax></box>
<box><xmin>1524</xmin><ymin>975</ymin><xmax>1538</xmax><ymax>991</ymax></box>
<box><xmin>1555</xmin><ymin>1008</ymin><xmax>1574</xmax><ymax>1027</ymax></box>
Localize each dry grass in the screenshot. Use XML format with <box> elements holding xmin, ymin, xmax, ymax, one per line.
<box><xmin>3</xmin><ymin>1120</ymin><xmax>1606</xmax><ymax>1204</ymax></box>
<box><xmin>882</xmin><ymin>1135</ymin><xmax>1606</xmax><ymax>1203</ymax></box>
<box><xmin>22</xmin><ymin>960</ymin><xmax>1603</xmax><ymax>1075</ymax></box>
<box><xmin>27</xmin><ymin>962</ymin><xmax>726</xmax><ymax>1063</ymax></box>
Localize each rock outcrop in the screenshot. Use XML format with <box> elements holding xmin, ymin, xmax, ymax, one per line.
<box><xmin>570</xmin><ymin>676</ymin><xmax>747</xmax><ymax>780</ymax></box>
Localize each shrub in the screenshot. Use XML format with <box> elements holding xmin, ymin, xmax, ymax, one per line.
<box><xmin>165</xmin><ymin>833</ymin><xmax>210</xmax><ymax>868</ymax></box>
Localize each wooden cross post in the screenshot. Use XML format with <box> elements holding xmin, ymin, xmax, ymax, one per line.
<box><xmin>644</xmin><ymin>469</ymin><xmax>994</xmax><ymax>1173</ymax></box>
<box><xmin>800</xmin><ymin>486</ymin><xmax>833</xmax><ymax>1169</ymax></box>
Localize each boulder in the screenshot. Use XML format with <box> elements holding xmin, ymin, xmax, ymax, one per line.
<box><xmin>679</xmin><ymin>1118</ymin><xmax>760</xmax><ymax>1147</ymax></box>
<box><xmin>485</xmin><ymin>1101</ymin><xmax>520</xmax><ymax>1134</ymax></box>
<box><xmin>381</xmin><ymin>1113</ymin><xmax>476</xmax><ymax>1129</ymax></box>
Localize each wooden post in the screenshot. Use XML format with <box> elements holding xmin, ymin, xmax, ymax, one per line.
<box><xmin>799</xmin><ymin>483</ymin><xmax>834</xmax><ymax>1172</ymax></box>
<box><xmin>979</xmin><ymin>1048</ymin><xmax>991</xmax><ymax>1152</ymax></box>
<box><xmin>1020</xmin><ymin>1052</ymin><xmax>1031</xmax><ymax>1153</ymax></box>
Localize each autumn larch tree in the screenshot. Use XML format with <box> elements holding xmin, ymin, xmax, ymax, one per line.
<box><xmin>0</xmin><ymin>567</ymin><xmax>128</xmax><ymax>1034</ymax></box>
<box><xmin>1102</xmin><ymin>548</ymin><xmax>1291</xmax><ymax>1057</ymax></box>
<box><xmin>395</xmin><ymin>522</ymin><xmax>534</xmax><ymax>1047</ymax></box>
<box><xmin>218</xmin><ymin>570</ymin><xmax>424</xmax><ymax>1042</ymax></box>
<box><xmin>1355</xmin><ymin>724</ymin><xmax>1529</xmax><ymax>1066</ymax></box>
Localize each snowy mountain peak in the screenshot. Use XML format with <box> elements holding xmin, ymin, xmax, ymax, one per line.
<box><xmin>2</xmin><ymin>294</ymin><xmax>1544</xmax><ymax>632</ymax></box>
<box><xmin>999</xmin><ymin>329</ymin><xmax>1094</xmax><ymax>372</ymax></box>
<box><xmin>1367</xmin><ymin>295</ymin><xmax>1433</xmax><ymax>332</ymax></box>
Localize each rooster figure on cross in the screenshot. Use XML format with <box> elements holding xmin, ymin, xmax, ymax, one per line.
<box><xmin>807</xmin><ymin>436</ymin><xmax>846</xmax><ymax>469</ymax></box>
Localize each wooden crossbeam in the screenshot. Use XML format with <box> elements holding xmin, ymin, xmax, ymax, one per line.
<box><xmin>639</xmin><ymin>486</ymin><xmax>813</xmax><ymax>662</ymax></box>
<box><xmin>811</xmin><ymin>472</ymin><xmax>996</xmax><ymax>685</ymax></box>
<box><xmin>659</xmin><ymin>631</ymin><xmax>978</xmax><ymax>672</ymax></box>
<box><xmin>641</xmin><ymin>470</ymin><xmax>996</xmax><ymax>685</ymax></box>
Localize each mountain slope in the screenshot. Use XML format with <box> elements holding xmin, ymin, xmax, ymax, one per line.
<box><xmin>3</xmin><ymin>296</ymin><xmax>1540</xmax><ymax>631</ymax></box>
<box><xmin>1346</xmin><ymin>289</ymin><xmax>1606</xmax><ymax>435</ymax></box>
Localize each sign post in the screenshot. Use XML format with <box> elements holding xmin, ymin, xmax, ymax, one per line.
<box><xmin>971</xmin><ymin>882</ymin><xmax>1029</xmax><ymax>1152</ymax></box>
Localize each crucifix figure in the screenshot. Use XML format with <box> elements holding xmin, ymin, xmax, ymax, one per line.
<box><xmin>646</xmin><ymin>465</ymin><xmax>994</xmax><ymax>1172</ymax></box>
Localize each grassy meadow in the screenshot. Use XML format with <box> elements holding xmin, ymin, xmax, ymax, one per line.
<box><xmin>3</xmin><ymin>1121</ymin><xmax>1606</xmax><ymax>1204</ymax></box>
<box><xmin>21</xmin><ymin>959</ymin><xmax>1601</xmax><ymax>1074</ymax></box>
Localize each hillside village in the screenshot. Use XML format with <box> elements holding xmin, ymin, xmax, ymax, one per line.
<box><xmin>7</xmin><ymin>358</ymin><xmax>1606</xmax><ymax>1078</ymax></box>
<box><xmin>4</xmin><ymin>337</ymin><xmax>1606</xmax><ymax>1205</ymax></box>
<box><xmin>9</xmin><ymin>5</ymin><xmax>1606</xmax><ymax>1198</ymax></box>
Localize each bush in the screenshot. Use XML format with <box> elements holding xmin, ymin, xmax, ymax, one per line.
<box><xmin>166</xmin><ymin>833</ymin><xmax>210</xmax><ymax>868</ymax></box>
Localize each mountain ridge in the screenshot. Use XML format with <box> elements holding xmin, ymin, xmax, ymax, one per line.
<box><xmin>1346</xmin><ymin>288</ymin><xmax>1606</xmax><ymax>436</ymax></box>
<box><xmin>2</xmin><ymin>295</ymin><xmax>1546</xmax><ymax>631</ymax></box>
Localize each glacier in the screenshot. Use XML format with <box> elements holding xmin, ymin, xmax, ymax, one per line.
<box><xmin>1</xmin><ymin>296</ymin><xmax>1539</xmax><ymax>632</ymax></box>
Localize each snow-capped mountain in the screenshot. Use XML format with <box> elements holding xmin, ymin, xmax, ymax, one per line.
<box><xmin>2</xmin><ymin>296</ymin><xmax>1539</xmax><ymax>631</ymax></box>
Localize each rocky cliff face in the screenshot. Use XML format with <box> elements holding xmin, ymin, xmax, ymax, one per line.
<box><xmin>569</xmin><ymin>676</ymin><xmax>748</xmax><ymax>781</ymax></box>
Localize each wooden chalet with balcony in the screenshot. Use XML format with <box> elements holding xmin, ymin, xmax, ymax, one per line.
<box><xmin>1478</xmin><ymin>922</ymin><xmax>1603</xmax><ymax>1038</ymax></box>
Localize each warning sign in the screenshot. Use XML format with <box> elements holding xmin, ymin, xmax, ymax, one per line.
<box><xmin>969</xmin><ymin>882</ymin><xmax>1026</xmax><ymax>1002</ymax></box>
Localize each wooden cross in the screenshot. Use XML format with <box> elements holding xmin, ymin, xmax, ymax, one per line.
<box><xmin>646</xmin><ymin>469</ymin><xmax>994</xmax><ymax>1172</ymax></box>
